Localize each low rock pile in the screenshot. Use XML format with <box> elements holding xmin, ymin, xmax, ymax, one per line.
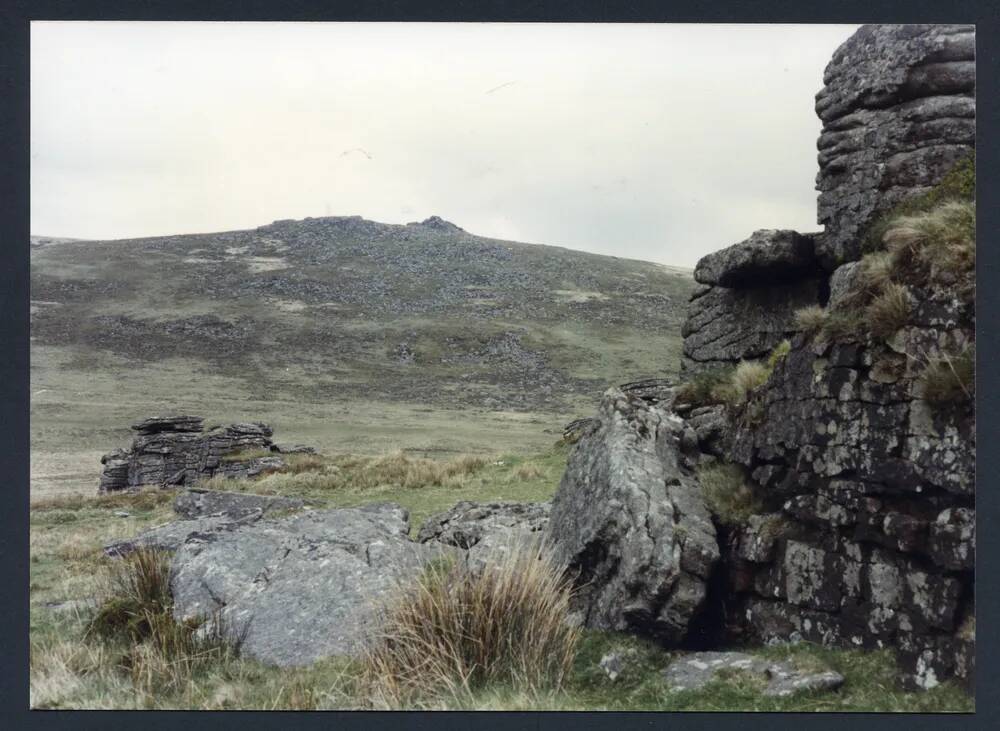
<box><xmin>98</xmin><ymin>415</ymin><xmax>304</xmax><ymax>492</ymax></box>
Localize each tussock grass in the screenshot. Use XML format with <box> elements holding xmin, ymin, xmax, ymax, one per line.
<box><xmin>697</xmin><ymin>463</ymin><xmax>764</xmax><ymax>527</ymax></box>
<box><xmin>794</xmin><ymin>305</ymin><xmax>828</xmax><ymax>333</ymax></box>
<box><xmin>220</xmin><ymin>448</ymin><xmax>274</xmax><ymax>463</ymax></box>
<box><xmin>883</xmin><ymin>200</ymin><xmax>975</xmax><ymax>305</ymax></box>
<box><xmin>867</xmin><ymin>282</ymin><xmax>911</xmax><ymax>339</ymax></box>
<box><xmin>862</xmin><ymin>156</ymin><xmax>974</xmax><ymax>255</ymax></box>
<box><xmin>674</xmin><ymin>366</ymin><xmax>735</xmax><ymax>408</ymax></box>
<box><xmin>729</xmin><ymin>361</ymin><xmax>770</xmax><ymax>406</ymax></box>
<box><xmin>86</xmin><ymin>547</ymin><xmax>244</xmax><ymax>694</ymax></box>
<box><xmin>358</xmin><ymin>537</ymin><xmax>579</xmax><ymax>708</ymax></box>
<box><xmin>918</xmin><ymin>343</ymin><xmax>975</xmax><ymax>407</ymax></box>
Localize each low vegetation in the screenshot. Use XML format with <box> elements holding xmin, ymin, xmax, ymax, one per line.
<box><xmin>359</xmin><ymin>538</ymin><xmax>579</xmax><ymax>708</ymax></box>
<box><xmin>85</xmin><ymin>547</ymin><xmax>244</xmax><ymax>695</ymax></box>
<box><xmin>917</xmin><ymin>343</ymin><xmax>975</xmax><ymax>408</ymax></box>
<box><xmin>696</xmin><ymin>462</ymin><xmax>764</xmax><ymax>527</ymax></box>
<box><xmin>862</xmin><ymin>155</ymin><xmax>974</xmax><ymax>255</ymax></box>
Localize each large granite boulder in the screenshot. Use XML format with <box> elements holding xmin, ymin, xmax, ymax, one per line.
<box><xmin>103</xmin><ymin>488</ymin><xmax>307</xmax><ymax>556</ymax></box>
<box><xmin>544</xmin><ymin>387</ymin><xmax>719</xmax><ymax>644</ymax></box>
<box><xmin>693</xmin><ymin>230</ymin><xmax>819</xmax><ymax>288</ymax></box>
<box><xmin>815</xmin><ymin>24</ymin><xmax>975</xmax><ymax>268</ymax></box>
<box><xmin>681</xmin><ymin>276</ymin><xmax>823</xmax><ymax>374</ymax></box>
<box><xmin>169</xmin><ymin>503</ymin><xmax>456</xmax><ymax>666</ymax></box>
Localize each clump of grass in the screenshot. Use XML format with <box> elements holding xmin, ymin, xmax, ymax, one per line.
<box><xmin>794</xmin><ymin>305</ymin><xmax>828</xmax><ymax>333</ymax></box>
<box><xmin>220</xmin><ymin>448</ymin><xmax>274</xmax><ymax>463</ymax></box>
<box><xmin>862</xmin><ymin>155</ymin><xmax>974</xmax><ymax>255</ymax></box>
<box><xmin>883</xmin><ymin>200</ymin><xmax>975</xmax><ymax>305</ymax></box>
<box><xmin>281</xmin><ymin>452</ymin><xmax>327</xmax><ymax>474</ymax></box>
<box><xmin>866</xmin><ymin>282</ymin><xmax>911</xmax><ymax>339</ymax></box>
<box><xmin>512</xmin><ymin>464</ymin><xmax>544</xmax><ymax>481</ymax></box>
<box><xmin>918</xmin><ymin>343</ymin><xmax>975</xmax><ymax>407</ymax></box>
<box><xmin>335</xmin><ymin>452</ymin><xmax>490</xmax><ymax>490</ymax></box>
<box><xmin>86</xmin><ymin>548</ymin><xmax>243</xmax><ymax>693</ymax></box>
<box><xmin>728</xmin><ymin>361</ymin><xmax>770</xmax><ymax>406</ymax></box>
<box><xmin>358</xmin><ymin>538</ymin><xmax>579</xmax><ymax>708</ymax></box>
<box><xmin>697</xmin><ymin>463</ymin><xmax>764</xmax><ymax>527</ymax></box>
<box><xmin>674</xmin><ymin>366</ymin><xmax>735</xmax><ymax>408</ymax></box>
<box><xmin>766</xmin><ymin>340</ymin><xmax>791</xmax><ymax>370</ymax></box>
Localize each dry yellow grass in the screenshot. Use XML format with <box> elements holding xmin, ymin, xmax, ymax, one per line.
<box><xmin>359</xmin><ymin>537</ymin><xmax>579</xmax><ymax>708</ymax></box>
<box><xmin>867</xmin><ymin>282</ymin><xmax>911</xmax><ymax>339</ymax></box>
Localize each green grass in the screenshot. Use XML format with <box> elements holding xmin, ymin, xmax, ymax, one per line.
<box><xmin>697</xmin><ymin>462</ymin><xmax>764</xmax><ymax>527</ymax></box>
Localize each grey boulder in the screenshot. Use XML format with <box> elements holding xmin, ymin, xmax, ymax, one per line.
<box><xmin>544</xmin><ymin>387</ymin><xmax>719</xmax><ymax>644</ymax></box>
<box><xmin>694</xmin><ymin>230</ymin><xmax>819</xmax><ymax>288</ymax></box>
<box><xmin>169</xmin><ymin>503</ymin><xmax>455</xmax><ymax>667</ymax></box>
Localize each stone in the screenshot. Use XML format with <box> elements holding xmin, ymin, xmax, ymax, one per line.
<box><xmin>815</xmin><ymin>24</ymin><xmax>975</xmax><ymax>268</ymax></box>
<box><xmin>694</xmin><ymin>230</ymin><xmax>820</xmax><ymax>288</ymax></box>
<box><xmin>104</xmin><ymin>512</ymin><xmax>263</xmax><ymax>557</ymax></box>
<box><xmin>827</xmin><ymin>261</ymin><xmax>862</xmax><ymax>311</ymax></box>
<box><xmin>173</xmin><ymin>488</ymin><xmax>306</xmax><ymax>520</ymax></box>
<box><xmin>417</xmin><ymin>500</ymin><xmax>550</xmax><ymax>549</ymax></box>
<box><xmin>661</xmin><ymin>651</ymin><xmax>844</xmax><ymax>697</ymax></box>
<box><xmin>98</xmin><ymin>415</ymin><xmax>312</xmax><ymax>493</ymax></box>
<box><xmin>544</xmin><ymin>387</ymin><xmax>719</xmax><ymax>644</ymax></box>
<box><xmin>681</xmin><ymin>277</ymin><xmax>823</xmax><ymax>374</ymax></box>
<box><xmin>169</xmin><ymin>503</ymin><xmax>457</xmax><ymax>666</ymax></box>
<box><xmin>598</xmin><ymin>648</ymin><xmax>641</xmax><ymax>682</ymax></box>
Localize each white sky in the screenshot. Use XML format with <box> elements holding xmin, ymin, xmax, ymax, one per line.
<box><xmin>31</xmin><ymin>22</ymin><xmax>859</xmax><ymax>267</ymax></box>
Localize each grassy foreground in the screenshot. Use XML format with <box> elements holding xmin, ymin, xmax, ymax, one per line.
<box><xmin>29</xmin><ymin>447</ymin><xmax>973</xmax><ymax>711</ymax></box>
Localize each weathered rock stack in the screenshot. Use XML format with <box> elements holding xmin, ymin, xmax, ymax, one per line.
<box><xmin>547</xmin><ymin>23</ymin><xmax>975</xmax><ymax>692</ymax></box>
<box><xmin>98</xmin><ymin>415</ymin><xmax>300</xmax><ymax>492</ymax></box>
<box><xmin>682</xmin><ymin>23</ymin><xmax>975</xmax><ymax>689</ymax></box>
<box><xmin>545</xmin><ymin>386</ymin><xmax>720</xmax><ymax>644</ymax></box>
<box><xmin>815</xmin><ymin>24</ymin><xmax>975</xmax><ymax>268</ymax></box>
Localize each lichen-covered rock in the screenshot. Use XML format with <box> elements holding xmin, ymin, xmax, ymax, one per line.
<box><xmin>97</xmin><ymin>416</ymin><xmax>308</xmax><ymax>492</ymax></box>
<box><xmin>417</xmin><ymin>500</ymin><xmax>550</xmax><ymax>549</ymax></box>
<box><xmin>661</xmin><ymin>651</ymin><xmax>844</xmax><ymax>697</ymax></box>
<box><xmin>544</xmin><ymin>387</ymin><xmax>719</xmax><ymax>644</ymax></box>
<box><xmin>169</xmin><ymin>503</ymin><xmax>456</xmax><ymax>666</ymax></box>
<box><xmin>694</xmin><ymin>230</ymin><xmax>819</xmax><ymax>288</ymax></box>
<box><xmin>815</xmin><ymin>24</ymin><xmax>975</xmax><ymax>268</ymax></box>
<box><xmin>681</xmin><ymin>277</ymin><xmax>823</xmax><ymax>374</ymax></box>
<box><xmin>173</xmin><ymin>488</ymin><xmax>305</xmax><ymax>520</ymax></box>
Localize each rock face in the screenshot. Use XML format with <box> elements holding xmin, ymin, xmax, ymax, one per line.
<box><xmin>681</xmin><ymin>271</ymin><xmax>825</xmax><ymax>375</ymax></box>
<box><xmin>815</xmin><ymin>24</ymin><xmax>975</xmax><ymax>268</ymax></box>
<box><xmin>169</xmin><ymin>503</ymin><xmax>455</xmax><ymax>666</ymax></box>
<box><xmin>98</xmin><ymin>416</ymin><xmax>296</xmax><ymax>492</ymax></box>
<box><xmin>719</xmin><ymin>332</ymin><xmax>974</xmax><ymax>690</ymax></box>
<box><xmin>673</xmin><ymin>24</ymin><xmax>976</xmax><ymax>692</ymax></box>
<box><xmin>544</xmin><ymin>387</ymin><xmax>719</xmax><ymax>644</ymax></box>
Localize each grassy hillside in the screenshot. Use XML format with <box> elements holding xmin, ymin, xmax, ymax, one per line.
<box><xmin>30</xmin><ymin>215</ymin><xmax>695</xmax><ymax>497</ymax></box>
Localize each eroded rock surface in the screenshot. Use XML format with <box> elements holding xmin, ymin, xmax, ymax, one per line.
<box><xmin>417</xmin><ymin>500</ymin><xmax>550</xmax><ymax>549</ymax></box>
<box><xmin>544</xmin><ymin>387</ymin><xmax>719</xmax><ymax>643</ymax></box>
<box><xmin>169</xmin><ymin>503</ymin><xmax>456</xmax><ymax>666</ymax></box>
<box><xmin>103</xmin><ymin>488</ymin><xmax>307</xmax><ymax>557</ymax></box>
<box><xmin>98</xmin><ymin>415</ymin><xmax>297</xmax><ymax>492</ymax></box>
<box><xmin>815</xmin><ymin>24</ymin><xmax>975</xmax><ymax>268</ymax></box>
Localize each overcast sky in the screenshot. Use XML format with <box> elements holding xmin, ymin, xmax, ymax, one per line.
<box><xmin>32</xmin><ymin>22</ymin><xmax>859</xmax><ymax>267</ymax></box>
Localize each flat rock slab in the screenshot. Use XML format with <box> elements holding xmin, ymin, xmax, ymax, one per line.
<box><xmin>662</xmin><ymin>651</ymin><xmax>844</xmax><ymax>697</ymax></box>
<box><xmin>169</xmin><ymin>503</ymin><xmax>457</xmax><ymax>667</ymax></box>
<box><xmin>173</xmin><ymin>488</ymin><xmax>304</xmax><ymax>520</ymax></box>
<box><xmin>104</xmin><ymin>512</ymin><xmax>263</xmax><ymax>557</ymax></box>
